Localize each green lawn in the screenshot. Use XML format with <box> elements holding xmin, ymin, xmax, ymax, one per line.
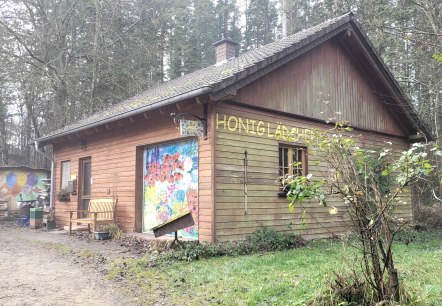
<box><xmin>109</xmin><ymin>230</ymin><xmax>442</xmax><ymax>305</ymax></box>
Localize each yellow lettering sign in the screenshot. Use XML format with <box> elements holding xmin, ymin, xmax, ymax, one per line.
<box><xmin>215</xmin><ymin>113</ymin><xmax>310</xmax><ymax>142</ymax></box>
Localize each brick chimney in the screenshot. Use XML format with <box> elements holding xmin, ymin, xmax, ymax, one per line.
<box><xmin>212</xmin><ymin>38</ymin><xmax>238</xmax><ymax>63</ymax></box>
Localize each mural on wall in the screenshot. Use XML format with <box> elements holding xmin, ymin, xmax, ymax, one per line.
<box><xmin>143</xmin><ymin>139</ymin><xmax>199</xmax><ymax>239</ymax></box>
<box><xmin>0</xmin><ymin>169</ymin><xmax>49</xmax><ymax>203</ymax></box>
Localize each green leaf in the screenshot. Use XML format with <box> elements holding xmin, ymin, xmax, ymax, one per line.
<box><xmin>381</xmin><ymin>169</ymin><xmax>390</xmax><ymax>176</ymax></box>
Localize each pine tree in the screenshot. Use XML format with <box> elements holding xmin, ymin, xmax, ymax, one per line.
<box><xmin>244</xmin><ymin>0</ymin><xmax>279</xmax><ymax>50</ymax></box>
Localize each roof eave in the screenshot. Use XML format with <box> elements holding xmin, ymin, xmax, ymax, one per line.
<box><xmin>348</xmin><ymin>19</ymin><xmax>435</xmax><ymax>141</ymax></box>
<box><xmin>36</xmin><ymin>86</ymin><xmax>213</xmax><ymax>145</ymax></box>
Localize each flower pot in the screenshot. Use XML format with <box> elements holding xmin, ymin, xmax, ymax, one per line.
<box><xmin>93</xmin><ymin>231</ymin><xmax>110</xmax><ymax>240</ymax></box>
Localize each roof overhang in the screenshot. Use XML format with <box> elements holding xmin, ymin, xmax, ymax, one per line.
<box><xmin>0</xmin><ymin>166</ymin><xmax>50</xmax><ymax>172</ymax></box>
<box><xmin>345</xmin><ymin>19</ymin><xmax>434</xmax><ymax>141</ymax></box>
<box><xmin>36</xmin><ymin>86</ymin><xmax>213</xmax><ymax>145</ymax></box>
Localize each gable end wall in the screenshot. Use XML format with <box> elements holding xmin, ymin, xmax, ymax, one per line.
<box><xmin>235</xmin><ymin>40</ymin><xmax>407</xmax><ymax>137</ymax></box>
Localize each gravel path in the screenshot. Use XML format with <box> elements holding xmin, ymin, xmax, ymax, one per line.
<box><xmin>0</xmin><ymin>223</ymin><xmax>136</xmax><ymax>306</ymax></box>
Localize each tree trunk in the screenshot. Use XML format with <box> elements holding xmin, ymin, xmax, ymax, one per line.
<box><xmin>369</xmin><ymin>232</ymin><xmax>386</xmax><ymax>301</ymax></box>
<box><xmin>0</xmin><ymin>97</ymin><xmax>8</xmax><ymax>165</ymax></box>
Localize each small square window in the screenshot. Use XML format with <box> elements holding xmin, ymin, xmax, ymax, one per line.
<box><xmin>61</xmin><ymin>161</ymin><xmax>71</xmax><ymax>189</ymax></box>
<box><xmin>278</xmin><ymin>145</ymin><xmax>307</xmax><ymax>177</ymax></box>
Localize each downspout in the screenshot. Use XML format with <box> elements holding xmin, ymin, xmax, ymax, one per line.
<box><xmin>34</xmin><ymin>141</ymin><xmax>55</xmax><ymax>208</ymax></box>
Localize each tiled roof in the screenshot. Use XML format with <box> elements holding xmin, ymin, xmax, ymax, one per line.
<box><xmin>38</xmin><ymin>12</ymin><xmax>432</xmax><ymax>141</ymax></box>
<box><xmin>39</xmin><ymin>13</ymin><xmax>354</xmax><ymax>142</ymax></box>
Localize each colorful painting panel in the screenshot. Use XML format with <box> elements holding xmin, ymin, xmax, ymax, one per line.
<box><xmin>143</xmin><ymin>139</ymin><xmax>199</xmax><ymax>239</ymax></box>
<box><xmin>0</xmin><ymin>170</ymin><xmax>49</xmax><ymax>203</ymax></box>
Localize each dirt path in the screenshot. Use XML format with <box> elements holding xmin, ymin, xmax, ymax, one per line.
<box><xmin>0</xmin><ymin>223</ymin><xmax>137</xmax><ymax>306</ymax></box>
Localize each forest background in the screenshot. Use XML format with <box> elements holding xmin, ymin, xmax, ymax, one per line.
<box><xmin>0</xmin><ymin>0</ymin><xmax>440</xmax><ymax>169</ymax></box>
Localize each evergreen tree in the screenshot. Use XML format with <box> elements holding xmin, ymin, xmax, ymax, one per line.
<box><xmin>244</xmin><ymin>0</ymin><xmax>279</xmax><ymax>50</ymax></box>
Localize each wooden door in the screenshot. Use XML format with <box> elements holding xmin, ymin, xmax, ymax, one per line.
<box><xmin>79</xmin><ymin>157</ymin><xmax>92</xmax><ymax>217</ymax></box>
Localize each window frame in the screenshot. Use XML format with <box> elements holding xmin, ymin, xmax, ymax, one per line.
<box><xmin>278</xmin><ymin>143</ymin><xmax>308</xmax><ymax>178</ymax></box>
<box><xmin>60</xmin><ymin>160</ymin><xmax>71</xmax><ymax>190</ymax></box>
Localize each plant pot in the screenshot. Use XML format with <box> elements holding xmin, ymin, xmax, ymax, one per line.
<box><xmin>45</xmin><ymin>220</ymin><xmax>56</xmax><ymax>230</ymax></box>
<box><xmin>93</xmin><ymin>231</ymin><xmax>110</xmax><ymax>240</ymax></box>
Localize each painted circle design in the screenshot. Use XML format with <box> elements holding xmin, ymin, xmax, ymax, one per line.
<box><xmin>27</xmin><ymin>172</ymin><xmax>38</xmax><ymax>187</ymax></box>
<box><xmin>6</xmin><ymin>172</ymin><xmax>17</xmax><ymax>188</ymax></box>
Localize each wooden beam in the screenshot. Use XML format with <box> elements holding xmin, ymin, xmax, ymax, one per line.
<box><xmin>210</xmin><ymin>103</ymin><xmax>216</xmax><ymax>242</ymax></box>
<box><xmin>409</xmin><ymin>133</ymin><xmax>425</xmax><ymax>141</ymax></box>
<box><xmin>221</xmin><ymin>99</ymin><xmax>408</xmax><ymax>140</ymax></box>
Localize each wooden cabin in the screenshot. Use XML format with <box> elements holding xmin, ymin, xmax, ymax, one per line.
<box><xmin>36</xmin><ymin>13</ymin><xmax>432</xmax><ymax>242</ymax></box>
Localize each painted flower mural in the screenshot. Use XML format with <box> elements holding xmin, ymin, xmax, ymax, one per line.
<box><xmin>143</xmin><ymin>139</ymin><xmax>199</xmax><ymax>239</ymax></box>
<box><xmin>0</xmin><ymin>169</ymin><xmax>48</xmax><ymax>203</ymax></box>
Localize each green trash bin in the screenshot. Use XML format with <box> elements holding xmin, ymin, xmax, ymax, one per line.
<box><xmin>30</xmin><ymin>208</ymin><xmax>43</xmax><ymax>219</ymax></box>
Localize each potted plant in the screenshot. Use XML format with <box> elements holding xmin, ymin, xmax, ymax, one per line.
<box><xmin>276</xmin><ymin>174</ymin><xmax>292</xmax><ymax>197</ymax></box>
<box><xmin>56</xmin><ymin>188</ymin><xmax>70</xmax><ymax>202</ymax></box>
<box><xmin>93</xmin><ymin>224</ymin><xmax>111</xmax><ymax>240</ymax></box>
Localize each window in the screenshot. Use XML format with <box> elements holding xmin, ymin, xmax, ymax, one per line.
<box><xmin>278</xmin><ymin>144</ymin><xmax>307</xmax><ymax>177</ymax></box>
<box><xmin>61</xmin><ymin>161</ymin><xmax>71</xmax><ymax>189</ymax></box>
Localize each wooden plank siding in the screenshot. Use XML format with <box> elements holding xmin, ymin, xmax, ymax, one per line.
<box><xmin>235</xmin><ymin>40</ymin><xmax>407</xmax><ymax>137</ymax></box>
<box><xmin>53</xmin><ymin>101</ymin><xmax>216</xmax><ymax>242</ymax></box>
<box><xmin>213</xmin><ymin>103</ymin><xmax>412</xmax><ymax>242</ymax></box>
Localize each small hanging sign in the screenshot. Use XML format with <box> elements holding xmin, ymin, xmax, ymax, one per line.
<box><xmin>180</xmin><ymin>119</ymin><xmax>204</xmax><ymax>137</ymax></box>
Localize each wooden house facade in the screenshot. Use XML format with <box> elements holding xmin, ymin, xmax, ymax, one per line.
<box><xmin>36</xmin><ymin>13</ymin><xmax>432</xmax><ymax>242</ymax></box>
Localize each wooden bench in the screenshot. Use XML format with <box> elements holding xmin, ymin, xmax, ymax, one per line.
<box><xmin>69</xmin><ymin>198</ymin><xmax>116</xmax><ymax>235</ymax></box>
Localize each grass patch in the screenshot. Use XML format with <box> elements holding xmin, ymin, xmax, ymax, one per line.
<box><xmin>393</xmin><ymin>230</ymin><xmax>442</xmax><ymax>304</ymax></box>
<box><xmin>109</xmin><ymin>229</ymin><xmax>442</xmax><ymax>305</ymax></box>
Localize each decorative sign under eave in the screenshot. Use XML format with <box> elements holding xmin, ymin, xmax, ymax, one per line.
<box><xmin>180</xmin><ymin>119</ymin><xmax>204</xmax><ymax>137</ymax></box>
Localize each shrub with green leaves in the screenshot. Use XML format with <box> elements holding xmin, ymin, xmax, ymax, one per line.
<box><xmin>283</xmin><ymin>122</ymin><xmax>442</xmax><ymax>303</ymax></box>
<box><xmin>158</xmin><ymin>227</ymin><xmax>305</xmax><ymax>263</ymax></box>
